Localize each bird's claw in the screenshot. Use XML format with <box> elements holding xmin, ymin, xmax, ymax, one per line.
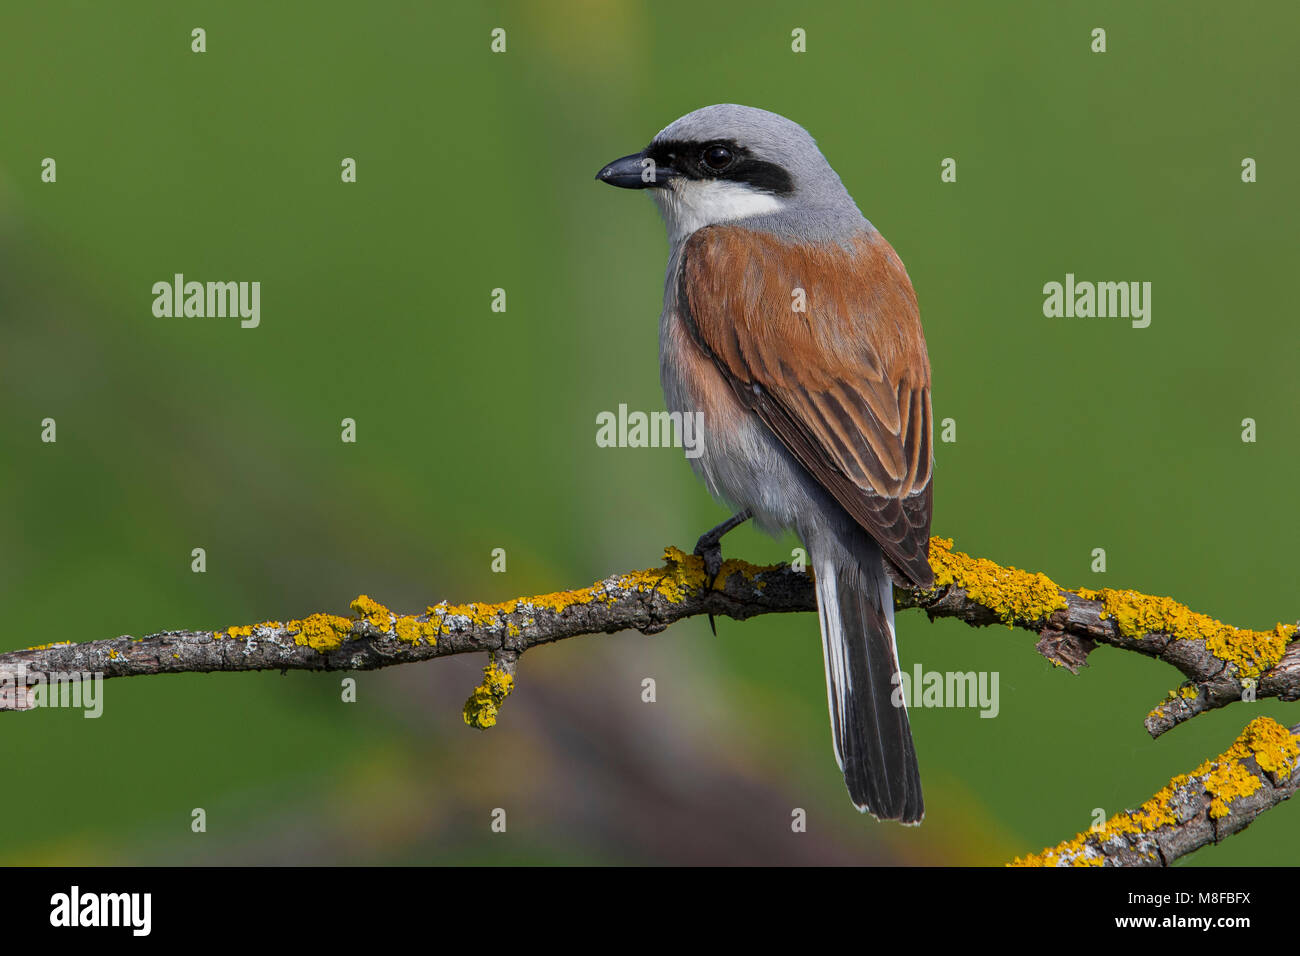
<box><xmin>693</xmin><ymin>536</ymin><xmax>725</xmax><ymax>590</ymax></box>
<box><xmin>689</xmin><ymin>510</ymin><xmax>752</xmax><ymax>637</ymax></box>
<box><xmin>693</xmin><ymin>536</ymin><xmax>724</xmax><ymax>637</ymax></box>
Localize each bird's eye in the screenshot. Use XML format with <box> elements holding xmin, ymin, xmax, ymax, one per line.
<box><xmin>702</xmin><ymin>145</ymin><xmax>734</xmax><ymax>171</ymax></box>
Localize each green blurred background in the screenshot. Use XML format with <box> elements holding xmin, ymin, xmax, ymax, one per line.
<box><xmin>1</xmin><ymin>0</ymin><xmax>1295</xmax><ymax>865</ymax></box>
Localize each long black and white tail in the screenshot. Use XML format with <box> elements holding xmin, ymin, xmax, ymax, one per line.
<box><xmin>809</xmin><ymin>528</ymin><xmax>923</xmax><ymax>824</ymax></box>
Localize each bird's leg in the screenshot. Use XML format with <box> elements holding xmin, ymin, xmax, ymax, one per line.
<box><xmin>693</xmin><ymin>509</ymin><xmax>753</xmax><ymax>587</ymax></box>
<box><xmin>693</xmin><ymin>509</ymin><xmax>753</xmax><ymax>637</ymax></box>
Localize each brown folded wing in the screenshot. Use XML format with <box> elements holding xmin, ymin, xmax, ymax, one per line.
<box><xmin>679</xmin><ymin>224</ymin><xmax>934</xmax><ymax>587</ymax></box>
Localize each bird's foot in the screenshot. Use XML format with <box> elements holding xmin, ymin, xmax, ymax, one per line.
<box><xmin>691</xmin><ymin>510</ymin><xmax>753</xmax><ymax>635</ymax></box>
<box><xmin>693</xmin><ymin>534</ymin><xmax>725</xmax><ymax>588</ymax></box>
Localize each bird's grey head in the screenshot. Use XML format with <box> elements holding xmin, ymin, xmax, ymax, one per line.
<box><xmin>597</xmin><ymin>104</ymin><xmax>866</xmax><ymax>244</ymax></box>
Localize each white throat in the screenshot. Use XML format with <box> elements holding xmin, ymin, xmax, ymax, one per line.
<box><xmin>652</xmin><ymin>179</ymin><xmax>784</xmax><ymax>244</ymax></box>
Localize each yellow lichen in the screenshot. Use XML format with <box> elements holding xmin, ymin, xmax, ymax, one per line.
<box><xmin>212</xmin><ymin>599</ymin><xmax>427</xmax><ymax>653</ymax></box>
<box><xmin>393</xmin><ymin>615</ymin><xmax>439</xmax><ymax>646</ymax></box>
<box><xmin>1204</xmin><ymin>759</ymin><xmax>1261</xmax><ymax>819</ymax></box>
<box><xmin>1195</xmin><ymin>717</ymin><xmax>1298</xmax><ymax>817</ymax></box>
<box><xmin>1078</xmin><ymin>588</ymin><xmax>1291</xmax><ymax>679</ymax></box>
<box><xmin>286</xmin><ymin>613</ymin><xmax>353</xmax><ymax>652</ymax></box>
<box><xmin>1245</xmin><ymin>717</ymin><xmax>1300</xmax><ymax>779</ymax></box>
<box><xmin>214</xmin><ymin>621</ymin><xmax>283</xmax><ymax>641</ymax></box>
<box><xmin>350</xmin><ymin>594</ymin><xmax>393</xmax><ymax>631</ymax></box>
<box><xmin>525</xmin><ymin>586</ymin><xmax>607</xmax><ymax>614</ymax></box>
<box><xmin>463</xmin><ymin>658</ymin><xmax>514</xmax><ymax>729</ymax></box>
<box><xmin>1010</xmin><ymin>717</ymin><xmax>1298</xmax><ymax>865</ymax></box>
<box><xmin>432</xmin><ymin>596</ymin><xmax>510</xmax><ymax>625</ymax></box>
<box><xmin>623</xmin><ymin>546</ymin><xmax>707</xmax><ymax>603</ymax></box>
<box><xmin>427</xmin><ymin>547</ymin><xmax>779</xmax><ymax>634</ymax></box>
<box><xmin>631</xmin><ymin>546</ymin><xmax>782</xmax><ymax>600</ymax></box>
<box><xmin>926</xmin><ymin>538</ymin><xmax>1066</xmax><ymax>626</ymax></box>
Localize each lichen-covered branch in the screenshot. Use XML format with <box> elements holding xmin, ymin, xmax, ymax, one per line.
<box><xmin>1</xmin><ymin>538</ymin><xmax>1295</xmax><ymax>738</ymax></box>
<box><xmin>0</xmin><ymin>546</ymin><xmax>814</xmax><ymax>721</ymax></box>
<box><xmin>3</xmin><ymin>537</ymin><xmax>1295</xmax><ymax>863</ymax></box>
<box><xmin>1009</xmin><ymin>718</ymin><xmax>1300</xmax><ymax>866</ymax></box>
<box><xmin>912</xmin><ymin>540</ymin><xmax>1298</xmax><ymax>738</ymax></box>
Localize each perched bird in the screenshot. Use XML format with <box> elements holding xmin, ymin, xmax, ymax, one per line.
<box><xmin>597</xmin><ymin>104</ymin><xmax>934</xmax><ymax>823</ymax></box>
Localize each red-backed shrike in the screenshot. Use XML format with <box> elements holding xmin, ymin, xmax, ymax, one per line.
<box><xmin>598</xmin><ymin>105</ymin><xmax>934</xmax><ymax>823</ymax></box>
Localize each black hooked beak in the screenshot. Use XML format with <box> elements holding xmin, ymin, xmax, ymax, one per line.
<box><xmin>596</xmin><ymin>151</ymin><xmax>676</xmax><ymax>189</ymax></box>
